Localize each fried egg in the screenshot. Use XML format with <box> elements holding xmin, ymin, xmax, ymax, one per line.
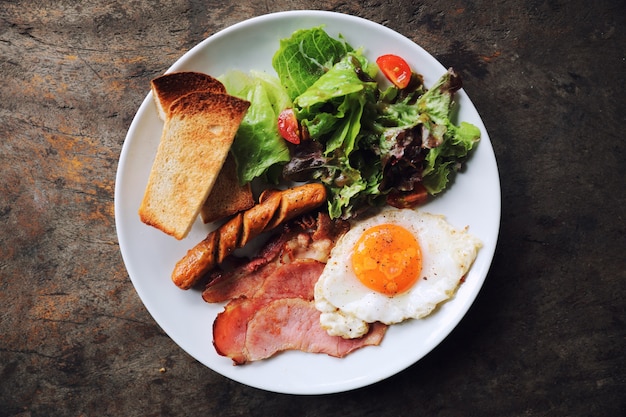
<box><xmin>314</xmin><ymin>208</ymin><xmax>482</xmax><ymax>339</ymax></box>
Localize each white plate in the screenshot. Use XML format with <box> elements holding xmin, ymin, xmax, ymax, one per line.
<box><xmin>114</xmin><ymin>10</ymin><xmax>500</xmax><ymax>395</ymax></box>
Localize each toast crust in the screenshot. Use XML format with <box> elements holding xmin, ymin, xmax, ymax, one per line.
<box><xmin>151</xmin><ymin>72</ymin><xmax>226</xmax><ymax>120</ymax></box>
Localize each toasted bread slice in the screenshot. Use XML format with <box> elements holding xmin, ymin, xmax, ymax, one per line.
<box><xmin>199</xmin><ymin>152</ymin><xmax>254</xmax><ymax>224</ymax></box>
<box><xmin>139</xmin><ymin>91</ymin><xmax>250</xmax><ymax>240</ymax></box>
<box><xmin>151</xmin><ymin>71</ymin><xmax>254</xmax><ymax>225</ymax></box>
<box><xmin>151</xmin><ymin>72</ymin><xmax>226</xmax><ymax>120</ymax></box>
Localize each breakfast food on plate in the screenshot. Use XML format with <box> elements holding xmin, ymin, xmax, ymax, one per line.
<box><xmin>207</xmin><ymin>212</ymin><xmax>386</xmax><ymax>364</ymax></box>
<box><xmin>171</xmin><ymin>183</ymin><xmax>327</xmax><ymax>289</ymax></box>
<box><xmin>139</xmin><ymin>26</ymin><xmax>486</xmax><ymax>364</ymax></box>
<box><xmin>202</xmin><ymin>211</ymin><xmax>349</xmax><ymax>303</ymax></box>
<box><xmin>314</xmin><ymin>207</ymin><xmax>482</xmax><ymax>339</ymax></box>
<box><xmin>147</xmin><ymin>71</ymin><xmax>255</xmax><ymax>228</ymax></box>
<box><xmin>199</xmin><ymin>153</ymin><xmax>254</xmax><ymax>224</ymax></box>
<box><xmin>138</xmin><ymin>90</ymin><xmax>250</xmax><ymax>239</ymax></box>
<box><xmin>215</xmin><ymin>270</ymin><xmax>387</xmax><ymax>364</ymax></box>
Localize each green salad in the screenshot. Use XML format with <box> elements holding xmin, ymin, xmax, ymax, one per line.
<box><xmin>219</xmin><ymin>27</ymin><xmax>480</xmax><ymax>219</ymax></box>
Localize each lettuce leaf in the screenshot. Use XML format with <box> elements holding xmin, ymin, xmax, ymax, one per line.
<box><xmin>416</xmin><ymin>69</ymin><xmax>481</xmax><ymax>193</ymax></box>
<box><xmin>272</xmin><ymin>27</ymin><xmax>353</xmax><ymax>100</ymax></box>
<box><xmin>294</xmin><ymin>53</ymin><xmax>373</xmax><ymax>108</ymax></box>
<box><xmin>422</xmin><ymin>121</ymin><xmax>481</xmax><ymax>193</ymax></box>
<box><xmin>416</xmin><ymin>68</ymin><xmax>463</xmax><ymax>125</ymax></box>
<box><xmin>219</xmin><ymin>70</ymin><xmax>291</xmax><ymax>184</ymax></box>
<box><xmin>296</xmin><ymin>53</ymin><xmax>377</xmax><ymax>153</ymax></box>
<box><xmin>285</xmin><ymin>50</ymin><xmax>380</xmax><ymax>218</ymax></box>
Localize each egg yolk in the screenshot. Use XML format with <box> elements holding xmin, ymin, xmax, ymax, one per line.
<box><xmin>352</xmin><ymin>224</ymin><xmax>422</xmax><ymax>296</ymax></box>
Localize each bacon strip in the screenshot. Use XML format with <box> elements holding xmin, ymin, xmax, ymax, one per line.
<box><xmin>212</xmin><ymin>297</ymin><xmax>257</xmax><ymax>364</ymax></box>
<box><xmin>245</xmin><ymin>299</ymin><xmax>387</xmax><ymax>362</ymax></box>
<box><xmin>212</xmin><ymin>259</ymin><xmax>387</xmax><ymax>364</ymax></box>
<box><xmin>212</xmin><ymin>259</ymin><xmax>324</xmax><ymax>364</ymax></box>
<box><xmin>209</xmin><ymin>212</ymin><xmax>387</xmax><ymax>365</ymax></box>
<box><xmin>202</xmin><ymin>261</ymin><xmax>280</xmax><ymax>304</ymax></box>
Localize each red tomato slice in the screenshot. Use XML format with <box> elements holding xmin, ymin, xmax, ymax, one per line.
<box><xmin>376</xmin><ymin>54</ymin><xmax>412</xmax><ymax>89</ymax></box>
<box><xmin>277</xmin><ymin>108</ymin><xmax>301</xmax><ymax>144</ymax></box>
<box><xmin>386</xmin><ymin>183</ymin><xmax>429</xmax><ymax>208</ymax></box>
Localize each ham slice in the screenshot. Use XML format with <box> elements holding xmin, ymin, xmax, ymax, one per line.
<box><xmin>245</xmin><ymin>298</ymin><xmax>387</xmax><ymax>362</ymax></box>
<box><xmin>212</xmin><ymin>297</ymin><xmax>257</xmax><ymax>364</ymax></box>
<box><xmin>209</xmin><ymin>213</ymin><xmax>388</xmax><ymax>365</ymax></box>
<box><xmin>202</xmin><ymin>259</ymin><xmax>280</xmax><ymax>303</ymax></box>
<box><xmin>213</xmin><ymin>260</ymin><xmax>387</xmax><ymax>364</ymax></box>
<box><xmin>212</xmin><ymin>259</ymin><xmax>324</xmax><ymax>364</ymax></box>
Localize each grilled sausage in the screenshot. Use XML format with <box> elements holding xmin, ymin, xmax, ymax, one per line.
<box><xmin>171</xmin><ymin>183</ymin><xmax>327</xmax><ymax>289</ymax></box>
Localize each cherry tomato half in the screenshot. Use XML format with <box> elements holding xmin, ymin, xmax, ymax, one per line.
<box><xmin>376</xmin><ymin>54</ymin><xmax>412</xmax><ymax>89</ymax></box>
<box><xmin>277</xmin><ymin>108</ymin><xmax>301</xmax><ymax>144</ymax></box>
<box><xmin>386</xmin><ymin>183</ymin><xmax>429</xmax><ymax>208</ymax></box>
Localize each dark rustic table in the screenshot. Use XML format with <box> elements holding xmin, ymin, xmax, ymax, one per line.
<box><xmin>1</xmin><ymin>1</ymin><xmax>624</xmax><ymax>416</ymax></box>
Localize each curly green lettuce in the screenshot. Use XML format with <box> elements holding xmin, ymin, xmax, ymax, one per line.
<box><xmin>222</xmin><ymin>27</ymin><xmax>481</xmax><ymax>219</ymax></box>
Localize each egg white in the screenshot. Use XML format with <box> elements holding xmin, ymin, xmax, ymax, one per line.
<box><xmin>314</xmin><ymin>208</ymin><xmax>482</xmax><ymax>339</ymax></box>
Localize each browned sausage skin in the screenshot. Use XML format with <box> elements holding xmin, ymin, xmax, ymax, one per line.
<box><xmin>171</xmin><ymin>183</ymin><xmax>327</xmax><ymax>289</ymax></box>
